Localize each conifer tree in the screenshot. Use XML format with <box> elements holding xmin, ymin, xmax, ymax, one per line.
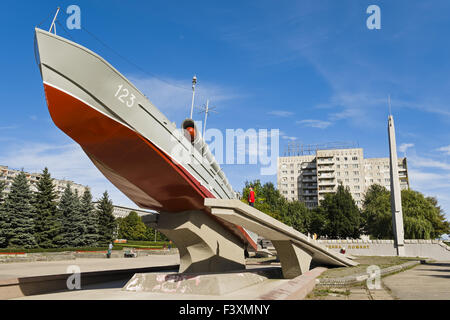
<box><xmin>3</xmin><ymin>171</ymin><xmax>37</xmax><ymax>248</ymax></box>
<box><xmin>71</xmin><ymin>189</ymin><xmax>86</xmax><ymax>247</ymax></box>
<box><xmin>80</xmin><ymin>189</ymin><xmax>98</xmax><ymax>246</ymax></box>
<box><xmin>58</xmin><ymin>183</ymin><xmax>79</xmax><ymax>247</ymax></box>
<box><xmin>33</xmin><ymin>168</ymin><xmax>61</xmax><ymax>248</ymax></box>
<box><xmin>96</xmin><ymin>191</ymin><xmax>116</xmax><ymax>245</ymax></box>
<box><xmin>0</xmin><ymin>180</ymin><xmax>5</xmax><ymax>203</ymax></box>
<box><xmin>0</xmin><ymin>181</ymin><xmax>7</xmax><ymax>247</ymax></box>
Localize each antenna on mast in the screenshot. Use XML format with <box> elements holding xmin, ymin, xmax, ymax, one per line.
<box><xmin>49</xmin><ymin>7</ymin><xmax>60</xmax><ymax>34</ymax></box>
<box><xmin>197</xmin><ymin>100</ymin><xmax>218</xmax><ymax>139</ymax></box>
<box><xmin>189</xmin><ymin>75</ymin><xmax>197</xmax><ymax>119</ymax></box>
<box><xmin>388</xmin><ymin>94</ymin><xmax>392</xmax><ymax>116</ymax></box>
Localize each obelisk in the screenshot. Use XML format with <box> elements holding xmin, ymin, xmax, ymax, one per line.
<box><xmin>388</xmin><ymin>114</ymin><xmax>405</xmax><ymax>256</ymax></box>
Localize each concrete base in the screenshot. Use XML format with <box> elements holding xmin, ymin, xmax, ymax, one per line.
<box><xmin>396</xmin><ymin>244</ymin><xmax>405</xmax><ymax>256</ymax></box>
<box><xmin>272</xmin><ymin>240</ymin><xmax>312</xmax><ymax>279</ymax></box>
<box><xmin>123</xmin><ymin>268</ymin><xmax>282</xmax><ymax>296</ymax></box>
<box><xmin>157</xmin><ymin>210</ymin><xmax>246</xmax><ymax>273</ymax></box>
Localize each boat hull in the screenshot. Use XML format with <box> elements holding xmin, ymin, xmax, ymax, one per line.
<box><xmin>35</xmin><ymin>28</ymin><xmax>258</xmax><ymax>249</ymax></box>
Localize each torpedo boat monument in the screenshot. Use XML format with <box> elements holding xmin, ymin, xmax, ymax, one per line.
<box><xmin>34</xmin><ymin>15</ymin><xmax>356</xmax><ymax>294</ymax></box>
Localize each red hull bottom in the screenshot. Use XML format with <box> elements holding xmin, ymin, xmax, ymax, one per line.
<box><xmin>43</xmin><ymin>84</ymin><xmax>256</xmax><ymax>249</ymax></box>
<box><xmin>44</xmin><ymin>84</ymin><xmax>213</xmax><ymax>212</ymax></box>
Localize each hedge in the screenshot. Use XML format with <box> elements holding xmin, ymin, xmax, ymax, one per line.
<box><xmin>0</xmin><ymin>246</ymin><xmax>123</xmax><ymax>253</ymax></box>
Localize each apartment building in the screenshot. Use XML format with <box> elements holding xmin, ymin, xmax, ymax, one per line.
<box><xmin>0</xmin><ymin>165</ymin><xmax>89</xmax><ymax>201</ymax></box>
<box><xmin>95</xmin><ymin>203</ymin><xmax>155</xmax><ymax>219</ymax></box>
<box><xmin>277</xmin><ymin>148</ymin><xmax>409</xmax><ymax>208</ymax></box>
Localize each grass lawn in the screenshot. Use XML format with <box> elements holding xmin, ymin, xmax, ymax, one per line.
<box><xmin>318</xmin><ymin>256</ymin><xmax>422</xmax><ymax>279</ymax></box>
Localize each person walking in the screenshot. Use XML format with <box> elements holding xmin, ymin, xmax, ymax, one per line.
<box><xmin>107</xmin><ymin>242</ymin><xmax>113</xmax><ymax>259</ymax></box>
<box><xmin>248</xmin><ymin>187</ymin><xmax>255</xmax><ymax>207</ymax></box>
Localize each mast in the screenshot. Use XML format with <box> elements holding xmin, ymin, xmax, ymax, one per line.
<box><xmin>49</xmin><ymin>7</ymin><xmax>60</xmax><ymax>34</ymax></box>
<box><xmin>189</xmin><ymin>75</ymin><xmax>197</xmax><ymax>119</ymax></box>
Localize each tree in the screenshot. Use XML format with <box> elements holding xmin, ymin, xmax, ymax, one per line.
<box><xmin>96</xmin><ymin>191</ymin><xmax>116</xmax><ymax>245</ymax></box>
<box><xmin>402</xmin><ymin>190</ymin><xmax>449</xmax><ymax>239</ymax></box>
<box><xmin>309</xmin><ymin>206</ymin><xmax>328</xmax><ymax>237</ymax></box>
<box><xmin>0</xmin><ymin>180</ymin><xmax>5</xmax><ymax>203</ymax></box>
<box><xmin>33</xmin><ymin>168</ymin><xmax>61</xmax><ymax>248</ymax></box>
<box><xmin>241</xmin><ymin>180</ymin><xmax>311</xmax><ymax>233</ymax></box>
<box><xmin>362</xmin><ymin>186</ymin><xmax>450</xmax><ymax>239</ymax></box>
<box><xmin>118</xmin><ymin>211</ymin><xmax>147</xmax><ymax>240</ymax></box>
<box><xmin>362</xmin><ymin>184</ymin><xmax>393</xmax><ymax>239</ymax></box>
<box><xmin>0</xmin><ymin>181</ymin><xmax>7</xmax><ymax>247</ymax></box>
<box><xmin>58</xmin><ymin>183</ymin><xmax>83</xmax><ymax>247</ymax></box>
<box><xmin>320</xmin><ymin>184</ymin><xmax>362</xmax><ymax>239</ymax></box>
<box><xmin>3</xmin><ymin>172</ymin><xmax>37</xmax><ymax>248</ymax></box>
<box><xmin>80</xmin><ymin>189</ymin><xmax>99</xmax><ymax>246</ymax></box>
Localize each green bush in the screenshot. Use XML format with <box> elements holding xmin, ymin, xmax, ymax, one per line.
<box><xmin>119</xmin><ymin>240</ymin><xmax>172</xmax><ymax>246</ymax></box>
<box><xmin>0</xmin><ymin>246</ymin><xmax>123</xmax><ymax>253</ymax></box>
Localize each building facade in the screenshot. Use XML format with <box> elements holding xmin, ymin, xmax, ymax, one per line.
<box><xmin>0</xmin><ymin>165</ymin><xmax>89</xmax><ymax>201</ymax></box>
<box><xmin>98</xmin><ymin>203</ymin><xmax>156</xmax><ymax>219</ymax></box>
<box><xmin>277</xmin><ymin>148</ymin><xmax>409</xmax><ymax>208</ymax></box>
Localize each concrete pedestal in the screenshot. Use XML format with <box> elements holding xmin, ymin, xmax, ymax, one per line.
<box><xmin>157</xmin><ymin>211</ymin><xmax>246</xmax><ymax>274</ymax></box>
<box><xmin>272</xmin><ymin>240</ymin><xmax>312</xmax><ymax>279</ymax></box>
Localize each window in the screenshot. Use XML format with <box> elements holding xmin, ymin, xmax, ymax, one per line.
<box><xmin>345</xmin><ymin>171</ymin><xmax>349</xmax><ymax>176</ymax></box>
<box><xmin>337</xmin><ymin>165</ymin><xmax>340</xmax><ymax>169</ymax></box>
<box><xmin>355</xmin><ymin>185</ymin><xmax>360</xmax><ymax>190</ymax></box>
<box><xmin>353</xmin><ymin>164</ymin><xmax>359</xmax><ymax>168</ymax></box>
<box><xmin>354</xmin><ymin>178</ymin><xmax>359</xmax><ymax>182</ymax></box>
<box><xmin>354</xmin><ymin>171</ymin><xmax>359</xmax><ymax>175</ymax></box>
<box><xmin>352</xmin><ymin>156</ymin><xmax>358</xmax><ymax>161</ymax></box>
<box><xmin>344</xmin><ymin>164</ymin><xmax>348</xmax><ymax>168</ymax></box>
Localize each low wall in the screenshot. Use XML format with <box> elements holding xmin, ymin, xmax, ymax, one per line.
<box><xmin>316</xmin><ymin>239</ymin><xmax>450</xmax><ymax>261</ymax></box>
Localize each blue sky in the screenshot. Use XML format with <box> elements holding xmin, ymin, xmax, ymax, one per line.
<box><xmin>0</xmin><ymin>1</ymin><xmax>449</xmax><ymax>220</ymax></box>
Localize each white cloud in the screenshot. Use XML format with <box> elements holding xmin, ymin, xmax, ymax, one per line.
<box><xmin>267</xmin><ymin>110</ymin><xmax>294</xmax><ymax>117</ymax></box>
<box><xmin>296</xmin><ymin>119</ymin><xmax>331</xmax><ymax>129</ymax></box>
<box><xmin>128</xmin><ymin>75</ymin><xmax>243</xmax><ymax>120</ymax></box>
<box><xmin>282</xmin><ymin>135</ymin><xmax>297</xmax><ymax>141</ymax></box>
<box><xmin>409</xmin><ymin>156</ymin><xmax>450</xmax><ymax>171</ymax></box>
<box><xmin>437</xmin><ymin>145</ymin><xmax>450</xmax><ymax>156</ymax></box>
<box><xmin>0</xmin><ymin>142</ymin><xmax>137</xmax><ymax>208</ymax></box>
<box><xmin>0</xmin><ymin>126</ymin><xmax>18</xmax><ymax>130</ymax></box>
<box><xmin>399</xmin><ymin>143</ymin><xmax>414</xmax><ymax>153</ymax></box>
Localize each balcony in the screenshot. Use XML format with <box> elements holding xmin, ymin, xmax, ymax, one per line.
<box><xmin>317</xmin><ymin>165</ymin><xmax>335</xmax><ymax>172</ymax></box>
<box><xmin>302</xmin><ymin>184</ymin><xmax>318</xmax><ymax>189</ymax></box>
<box><xmin>302</xmin><ymin>170</ymin><xmax>317</xmax><ymax>176</ymax></box>
<box><xmin>318</xmin><ymin>180</ymin><xmax>336</xmax><ymax>186</ymax></box>
<box><xmin>318</xmin><ymin>188</ymin><xmax>335</xmax><ymax>193</ymax></box>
